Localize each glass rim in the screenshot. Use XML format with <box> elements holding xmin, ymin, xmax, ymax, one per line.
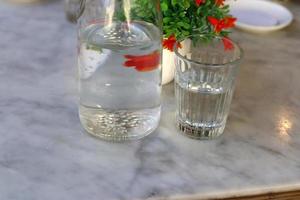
<box><xmin>174</xmin><ymin>35</ymin><xmax>244</xmax><ymax>67</ymax></box>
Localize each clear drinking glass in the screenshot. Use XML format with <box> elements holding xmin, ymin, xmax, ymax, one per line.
<box><xmin>69</xmin><ymin>0</ymin><xmax>162</xmax><ymax>141</ymax></box>
<box><xmin>174</xmin><ymin>36</ymin><xmax>243</xmax><ymax>140</ymax></box>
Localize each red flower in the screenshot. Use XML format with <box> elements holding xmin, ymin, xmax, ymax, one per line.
<box><xmin>208</xmin><ymin>16</ymin><xmax>236</xmax><ymax>33</ymax></box>
<box><xmin>215</xmin><ymin>0</ymin><xmax>225</xmax><ymax>6</ymax></box>
<box><xmin>123</xmin><ymin>51</ymin><xmax>160</xmax><ymax>72</ymax></box>
<box><xmin>163</xmin><ymin>35</ymin><xmax>182</xmax><ymax>52</ymax></box>
<box><xmin>195</xmin><ymin>0</ymin><xmax>205</xmax><ymax>6</ymax></box>
<box><xmin>222</xmin><ymin>37</ymin><xmax>234</xmax><ymax>51</ymax></box>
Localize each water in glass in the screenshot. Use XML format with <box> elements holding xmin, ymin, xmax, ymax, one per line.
<box><xmin>175</xmin><ymin>71</ymin><xmax>234</xmax><ymax>139</ymax></box>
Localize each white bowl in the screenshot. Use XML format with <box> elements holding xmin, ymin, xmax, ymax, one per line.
<box><xmin>227</xmin><ymin>0</ymin><xmax>293</xmax><ymax>33</ymax></box>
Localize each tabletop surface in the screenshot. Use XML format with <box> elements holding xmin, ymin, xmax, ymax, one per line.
<box><xmin>0</xmin><ymin>1</ymin><xmax>300</xmax><ymax>200</ymax></box>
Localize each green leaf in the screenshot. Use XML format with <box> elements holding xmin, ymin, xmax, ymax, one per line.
<box><xmin>161</xmin><ymin>2</ymin><xmax>168</xmax><ymax>12</ymax></box>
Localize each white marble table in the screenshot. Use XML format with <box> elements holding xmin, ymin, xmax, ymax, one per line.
<box><xmin>0</xmin><ymin>1</ymin><xmax>300</xmax><ymax>200</ymax></box>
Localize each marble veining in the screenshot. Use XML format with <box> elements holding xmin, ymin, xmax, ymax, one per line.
<box><xmin>0</xmin><ymin>1</ymin><xmax>300</xmax><ymax>200</ymax></box>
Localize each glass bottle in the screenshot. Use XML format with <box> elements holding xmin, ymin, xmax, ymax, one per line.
<box><xmin>66</xmin><ymin>0</ymin><xmax>162</xmax><ymax>141</ymax></box>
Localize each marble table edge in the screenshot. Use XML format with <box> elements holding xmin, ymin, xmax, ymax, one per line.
<box><xmin>146</xmin><ymin>184</ymin><xmax>300</xmax><ymax>200</ymax></box>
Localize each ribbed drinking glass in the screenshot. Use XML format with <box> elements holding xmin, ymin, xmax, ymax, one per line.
<box><xmin>174</xmin><ymin>36</ymin><xmax>243</xmax><ymax>140</ymax></box>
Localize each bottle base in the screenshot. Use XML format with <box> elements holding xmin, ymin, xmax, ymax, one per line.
<box><xmin>79</xmin><ymin>105</ymin><xmax>161</xmax><ymax>142</ymax></box>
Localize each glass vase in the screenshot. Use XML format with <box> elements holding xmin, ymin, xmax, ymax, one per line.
<box><xmin>69</xmin><ymin>0</ymin><xmax>162</xmax><ymax>141</ymax></box>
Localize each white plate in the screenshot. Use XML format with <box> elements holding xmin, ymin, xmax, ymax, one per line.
<box><xmin>227</xmin><ymin>0</ymin><xmax>293</xmax><ymax>33</ymax></box>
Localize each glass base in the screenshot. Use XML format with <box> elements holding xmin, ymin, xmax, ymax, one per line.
<box><xmin>177</xmin><ymin>118</ymin><xmax>226</xmax><ymax>140</ymax></box>
<box><xmin>79</xmin><ymin>105</ymin><xmax>161</xmax><ymax>142</ymax></box>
